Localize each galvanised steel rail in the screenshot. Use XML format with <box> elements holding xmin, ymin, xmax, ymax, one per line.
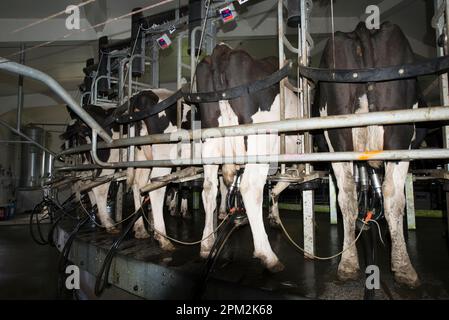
<box><xmin>55</xmin><ymin>149</ymin><xmax>449</xmax><ymax>171</ymax></box>
<box><xmin>58</xmin><ymin>105</ymin><xmax>449</xmax><ymax>157</ymax></box>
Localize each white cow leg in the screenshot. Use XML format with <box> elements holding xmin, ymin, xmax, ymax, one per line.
<box><xmin>200</xmin><ymin>164</ymin><xmax>219</xmax><ymax>258</ymax></box>
<box><xmin>200</xmin><ymin>138</ymin><xmax>223</xmax><ymax>258</ymax></box>
<box><xmin>150</xmin><ymin>167</ymin><xmax>175</xmax><ymax>251</ymax></box>
<box><xmin>132</xmin><ymin>168</ymin><xmax>151</xmax><ymax>239</ymax></box>
<box><xmin>168</xmin><ymin>189</ymin><xmax>179</xmax><ymax>216</ymax></box>
<box><xmin>268</xmin><ymin>181</ymin><xmax>290</xmax><ymax>228</ymax></box>
<box><xmin>332</xmin><ymin>162</ymin><xmax>360</xmax><ymax>281</ymax></box>
<box><xmin>240</xmin><ymin>164</ymin><xmax>284</xmax><ymax>272</ymax></box>
<box><xmin>91</xmin><ymin>181</ymin><xmax>119</xmax><ymax>234</ymax></box>
<box><xmin>383</xmin><ymin>161</ymin><xmax>420</xmax><ymax>288</ymax></box>
<box><xmin>87</xmin><ymin>190</ymin><xmax>96</xmax><ymax>206</ymax></box>
<box><xmin>180</xmin><ymin>193</ymin><xmax>189</xmax><ymax>218</ymax></box>
<box><xmin>218</xmin><ymin>177</ymin><xmax>228</xmax><ymax>220</ymax></box>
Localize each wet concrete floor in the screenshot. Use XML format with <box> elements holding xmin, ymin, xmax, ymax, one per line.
<box><xmin>1</xmin><ymin>208</ymin><xmax>448</xmax><ymax>300</ymax></box>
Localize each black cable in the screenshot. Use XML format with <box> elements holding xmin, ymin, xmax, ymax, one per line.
<box><xmin>47</xmin><ymin>193</ymin><xmax>78</xmax><ymax>247</ymax></box>
<box><xmin>29</xmin><ymin>200</ymin><xmax>48</xmax><ymax>245</ymax></box>
<box><xmin>58</xmin><ymin>215</ymin><xmax>91</xmax><ymax>273</ymax></box>
<box><xmin>94</xmin><ymin>208</ymin><xmax>143</xmax><ymax>296</ymax></box>
<box><xmin>57</xmin><ymin>215</ymin><xmax>90</xmax><ymax>298</ymax></box>
<box><xmin>194</xmin><ymin>214</ymin><xmax>238</xmax><ymax>300</ymax></box>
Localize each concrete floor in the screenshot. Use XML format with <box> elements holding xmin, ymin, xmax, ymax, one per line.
<box><xmin>0</xmin><ymin>225</ymin><xmax>61</xmax><ymax>299</ymax></box>
<box><xmin>1</xmin><ymin>210</ymin><xmax>448</xmax><ymax>299</ymax></box>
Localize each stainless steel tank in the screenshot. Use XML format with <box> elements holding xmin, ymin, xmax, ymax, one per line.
<box><xmin>19</xmin><ymin>126</ymin><xmax>45</xmax><ymax>188</ymax></box>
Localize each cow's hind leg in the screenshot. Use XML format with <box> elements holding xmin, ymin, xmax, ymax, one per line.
<box><xmin>132</xmin><ymin>168</ymin><xmax>151</xmax><ymax>239</ymax></box>
<box><xmin>218</xmin><ymin>177</ymin><xmax>228</xmax><ymax>220</ymax></box>
<box><xmin>332</xmin><ymin>162</ymin><xmax>360</xmax><ymax>281</ymax></box>
<box><xmin>150</xmin><ymin>167</ymin><xmax>175</xmax><ymax>251</ymax></box>
<box><xmin>91</xmin><ymin>181</ymin><xmax>119</xmax><ymax>234</ymax></box>
<box><xmin>200</xmin><ymin>138</ymin><xmax>222</xmax><ymax>258</ymax></box>
<box><xmin>240</xmin><ymin>164</ymin><xmax>284</xmax><ymax>272</ymax></box>
<box><xmin>200</xmin><ymin>164</ymin><xmax>219</xmax><ymax>258</ymax></box>
<box><xmin>383</xmin><ymin>161</ymin><xmax>420</xmax><ymax>287</ymax></box>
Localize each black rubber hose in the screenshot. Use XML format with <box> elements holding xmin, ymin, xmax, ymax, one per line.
<box><xmin>47</xmin><ymin>193</ymin><xmax>78</xmax><ymax>246</ymax></box>
<box><xmin>29</xmin><ymin>200</ymin><xmax>50</xmax><ymax>245</ymax></box>
<box><xmin>195</xmin><ymin>214</ymin><xmax>238</xmax><ymax>300</ymax></box>
<box><xmin>94</xmin><ymin>211</ymin><xmax>143</xmax><ymax>297</ymax></box>
<box><xmin>58</xmin><ymin>215</ymin><xmax>91</xmax><ymax>273</ymax></box>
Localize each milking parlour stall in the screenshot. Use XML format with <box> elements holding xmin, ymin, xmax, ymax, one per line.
<box><xmin>0</xmin><ymin>0</ymin><xmax>448</xmax><ymax>312</ymax></box>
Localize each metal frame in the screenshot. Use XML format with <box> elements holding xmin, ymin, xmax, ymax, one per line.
<box><xmin>59</xmin><ymin>106</ymin><xmax>449</xmax><ymax>157</ymax></box>
<box><xmin>0</xmin><ymin>57</ymin><xmax>112</xmax><ymax>143</ymax></box>
<box><xmin>435</xmin><ymin>0</ymin><xmax>449</xmax><ymax>239</ymax></box>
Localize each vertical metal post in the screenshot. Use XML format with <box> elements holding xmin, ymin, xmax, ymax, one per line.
<box><xmin>278</xmin><ymin>0</ymin><xmax>286</xmax><ymax>175</ymax></box>
<box><xmin>190</xmin><ymin>27</ymin><xmax>202</xmax><ymax>161</ymax></box>
<box><xmin>436</xmin><ymin>0</ymin><xmax>449</xmax><ymax>237</ymax></box>
<box><xmin>193</xmin><ymin>191</ymin><xmax>200</xmax><ymax>210</ymax></box>
<box><xmin>177</xmin><ymin>34</ymin><xmax>183</xmax><ymax>130</ymax></box>
<box><xmin>177</xmin><ymin>33</ymin><xmax>184</xmax><ymax>162</ymax></box>
<box><xmin>152</xmin><ymin>39</ymin><xmax>159</xmax><ymax>88</ymax></box>
<box><xmin>329</xmin><ymin>174</ymin><xmax>338</xmax><ymax>224</ymax></box>
<box><xmin>300</xmin><ymin>0</ymin><xmax>315</xmax><ymax>257</ymax></box>
<box><xmin>16</xmin><ymin>43</ymin><xmax>25</xmax><ymax>132</ymax></box>
<box><xmin>115</xmin><ymin>183</ymin><xmax>123</xmax><ymax>230</ymax></box>
<box><xmin>441</xmin><ymin>1</ymin><xmax>449</xmax><ymax>239</ymax></box>
<box><xmin>405</xmin><ymin>173</ymin><xmax>416</xmax><ymax>230</ymax></box>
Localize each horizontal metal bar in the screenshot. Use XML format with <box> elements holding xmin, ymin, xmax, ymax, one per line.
<box><xmin>54</xmin><ymin>148</ymin><xmax>449</xmax><ymax>171</ymax></box>
<box><xmin>0</xmin><ymin>57</ymin><xmax>113</xmax><ymax>143</ymax></box>
<box><xmin>60</xmin><ymin>106</ymin><xmax>449</xmax><ymax>157</ymax></box>
<box><xmin>0</xmin><ymin>140</ymin><xmax>32</xmax><ymax>144</ymax></box>
<box><xmin>0</xmin><ymin>119</ymin><xmax>57</xmax><ymax>156</ymax></box>
<box><xmin>28</xmin><ymin>123</ymin><xmax>67</xmax><ymax>126</ymax></box>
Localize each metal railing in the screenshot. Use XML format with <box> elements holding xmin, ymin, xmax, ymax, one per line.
<box><xmin>0</xmin><ymin>57</ymin><xmax>112</xmax><ymax>143</ymax></box>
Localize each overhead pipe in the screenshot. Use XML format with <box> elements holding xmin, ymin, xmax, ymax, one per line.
<box><xmin>0</xmin><ymin>57</ymin><xmax>112</xmax><ymax>143</ymax></box>
<box><xmin>59</xmin><ymin>106</ymin><xmax>449</xmax><ymax>157</ymax></box>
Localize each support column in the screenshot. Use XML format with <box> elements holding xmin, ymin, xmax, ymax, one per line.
<box><xmin>329</xmin><ymin>174</ymin><xmax>338</xmax><ymax>224</ymax></box>
<box><xmin>16</xmin><ymin>43</ymin><xmax>25</xmax><ymax>132</ymax></box>
<box><xmin>435</xmin><ymin>0</ymin><xmax>449</xmax><ymax>240</ymax></box>
<box><xmin>405</xmin><ymin>173</ymin><xmax>416</xmax><ymax>230</ymax></box>
<box><xmin>300</xmin><ymin>0</ymin><xmax>315</xmax><ymax>257</ymax></box>
<box><xmin>151</xmin><ymin>39</ymin><xmax>159</xmax><ymax>88</ymax></box>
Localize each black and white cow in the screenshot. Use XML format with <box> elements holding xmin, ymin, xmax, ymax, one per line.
<box><xmin>195</xmin><ymin>44</ymin><xmax>300</xmax><ymax>271</ymax></box>
<box><xmin>127</xmin><ymin>89</ymin><xmax>192</xmax><ymax>250</ymax></box>
<box><xmin>63</xmin><ymin>105</ymin><xmax>123</xmax><ymax>234</ymax></box>
<box><xmin>63</xmin><ymin>89</ymin><xmax>193</xmax><ymax>250</ymax></box>
<box><xmin>316</xmin><ymin>22</ymin><xmax>420</xmax><ymax>287</ymax></box>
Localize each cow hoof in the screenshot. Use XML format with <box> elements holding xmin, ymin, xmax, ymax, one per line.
<box><xmin>268</xmin><ymin>216</ymin><xmax>281</xmax><ymax>229</ymax></box>
<box><xmin>169</xmin><ymin>208</ymin><xmax>178</xmax><ymax>217</ymax></box>
<box><xmin>160</xmin><ymin>241</ymin><xmax>176</xmax><ymax>252</ymax></box>
<box><xmin>394</xmin><ymin>269</ymin><xmax>420</xmax><ymax>288</ymax></box>
<box><xmin>134</xmin><ymin>228</ymin><xmax>150</xmax><ymax>239</ymax></box>
<box><xmin>218</xmin><ymin>211</ymin><xmax>228</xmax><ymax>220</ymax></box>
<box><xmin>181</xmin><ymin>211</ymin><xmax>192</xmax><ymax>219</ymax></box>
<box><xmin>155</xmin><ymin>234</ymin><xmax>176</xmax><ymax>251</ymax></box>
<box><xmin>337</xmin><ymin>267</ymin><xmax>360</xmax><ymax>282</ymax></box>
<box><xmin>106</xmin><ymin>227</ymin><xmax>120</xmax><ymax>234</ymax></box>
<box><xmin>266</xmin><ymin>261</ymin><xmax>285</xmax><ymax>273</ymax></box>
<box><xmin>200</xmin><ymin>249</ymin><xmax>211</xmax><ymax>259</ymax></box>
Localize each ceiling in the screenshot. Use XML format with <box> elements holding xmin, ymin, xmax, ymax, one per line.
<box><xmin>0</xmin><ymin>0</ymin><xmax>441</xmax><ymax>109</ymax></box>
